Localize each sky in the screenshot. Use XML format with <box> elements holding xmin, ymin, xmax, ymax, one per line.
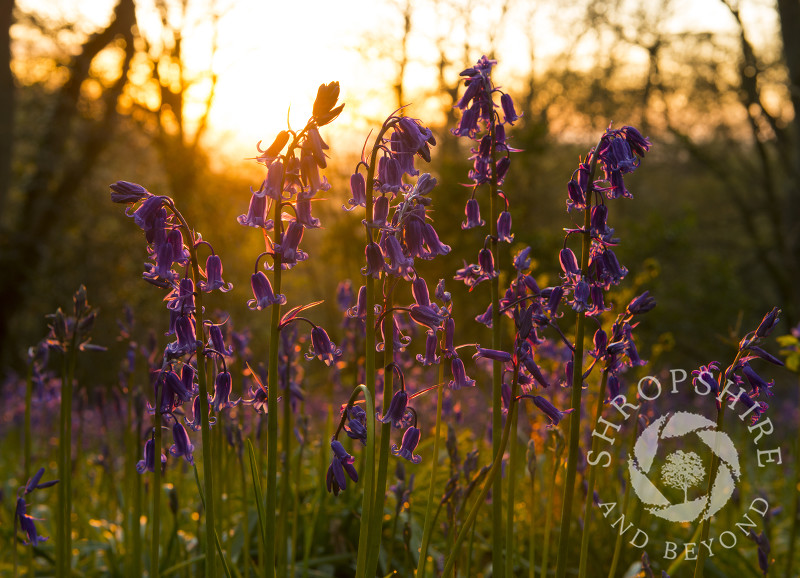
<box><xmin>14</xmin><ymin>0</ymin><xmax>779</xmax><ymax>162</ymax></box>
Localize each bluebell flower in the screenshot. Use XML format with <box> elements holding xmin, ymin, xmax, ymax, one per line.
<box><xmin>15</xmin><ymin>467</ymin><xmax>58</xmax><ymax>546</ymax></box>
<box><xmin>451</xmin><ymin>102</ymin><xmax>480</xmax><ymax>138</ymax></box>
<box><xmin>110</xmin><ymin>180</ymin><xmax>149</xmax><ymax>204</ymax></box>
<box><xmin>462</xmin><ymin>198</ymin><xmax>485</xmax><ymax>229</ymax></box>
<box><xmin>336</xmin><ymin>280</ymin><xmax>354</xmax><ymax>312</ymax></box>
<box><xmin>755</xmin><ymin>307</ymin><xmax>781</xmax><ymax>337</ymax></box>
<box><xmin>559</xmin><ymin>248</ymin><xmax>581</xmax><ymax>279</ymax></box>
<box><xmin>248</xmin><ymin>271</ymin><xmax>287</xmax><ymax>310</ymax></box>
<box><xmin>275</xmin><ymin>220</ymin><xmax>308</xmax><ymax>267</ymax></box>
<box><xmin>262</xmin><ymin>160</ymin><xmax>285</xmax><ymax>200</ymax></box>
<box><xmin>626</xmin><ymin>291</ymin><xmax>656</xmax><ymax>315</ymax></box>
<box><xmin>344</xmin><ymin>405</ymin><xmax>368</xmax><ymax>445</ymax></box>
<box><xmin>199</xmin><ymin>254</ymin><xmax>233</xmax><ymax>293</ymax></box>
<box><xmin>326</xmin><ymin>440</ymin><xmax>358</xmax><ymax>496</ymax></box>
<box><xmin>378</xmin><ymin>390</ymin><xmax>410</xmax><ymax>428</ymax></box>
<box><xmin>166</xmin><ymin>315</ymin><xmax>199</xmax><ymax>358</ymax></box>
<box><xmin>500</xmin><ymin>93</ymin><xmax>520</xmax><ymax>124</ymax></box>
<box><xmin>383</xmin><ymin>234</ymin><xmax>414</xmax><ymax>277</ymax></box>
<box><xmin>255</xmin><ymin>131</ymin><xmax>289</xmax><ymax>164</ymax></box>
<box><xmin>15</xmin><ymin>498</ymin><xmax>48</xmax><ymax>546</ymax></box>
<box><xmin>478</xmin><ymin>247</ymin><xmax>497</xmax><ymax>279</ymax></box>
<box><xmin>692</xmin><ymin>363</ymin><xmax>721</xmax><ymax>396</ymax></box>
<box><xmin>368</xmin><ymin>194</ymin><xmax>390</xmax><ymax>230</ymax></box>
<box><xmin>211</xmin><ymin>370</ymin><xmax>241</xmax><ymax>411</ymax></box>
<box><xmin>130</xmin><ymin>195</ymin><xmax>166</xmax><ymax>232</ymax></box>
<box><xmin>392</xmin><ymin>426</ymin><xmax>422</xmax><ymax>464</ymax></box>
<box><xmin>541</xmin><ymin>285</ymin><xmax>564</xmax><ymax>310</ymax></box>
<box><xmin>435</xmin><ymin>279</ymin><xmax>451</xmax><ymax>303</ymax></box>
<box><xmin>378</xmin><ymin>155</ymin><xmax>402</xmax><ymax>194</ymax></box>
<box><xmin>238</xmin><ymin>192</ymin><xmax>271</xmax><ymax>229</ymax></box>
<box><xmin>514</xmin><ymin>247</ymin><xmax>533</xmax><ymax>272</ymax></box>
<box><xmin>345</xmin><ymin>172</ymin><xmax>367</xmax><ymax>210</ymax></box>
<box><xmin>348</xmin><ymin>285</ymin><xmax>369</xmax><ymax>320</ymax></box>
<box><xmin>473</xmin><ymin>346</ymin><xmax>512</xmax><ymax>363</ymax></box>
<box><xmin>519</xmin><ymin>347</ymin><xmax>551</xmax><ymax>389</ymax></box>
<box><xmin>567</xmin><ymin>178</ymin><xmax>586</xmax><ymax>212</ymax></box>
<box><xmin>422</xmin><ymin>223</ymin><xmax>451</xmax><ymax>258</ymax></box>
<box><xmin>147</xmin><ymin>235</ymin><xmax>177</xmax><ymax>281</ymax></box>
<box><xmin>412</xmin><ymin>276</ymin><xmax>431</xmax><ymax>308</ymax></box>
<box><xmin>137</xmin><ymin>437</ymin><xmax>167</xmax><ymax>473</ymax></box>
<box><xmin>531</xmin><ymin>395</ymin><xmax>574</xmax><ymax>427</ymax></box>
<box><xmin>448</xmin><ymin>357</ymin><xmax>475</xmax><ymax>389</ymax></box>
<box><xmin>167</xmin><ymin>278</ymin><xmax>196</xmax><ymax>314</ymax></box>
<box><xmin>306</xmin><ymin>325</ymin><xmax>342</xmax><ymax>366</ymax></box>
<box><xmin>363</xmin><ymin>241</ymin><xmax>388</xmax><ymax>278</ymax></box>
<box><xmin>747</xmin><ymin>345</ymin><xmax>784</xmax><ymax>366</ymax></box>
<box><xmin>409</xmin><ymin>304</ymin><xmax>447</xmax><ymax>330</ymax></box>
<box><xmin>497</xmin><ymin>211</ymin><xmax>513</xmax><ymax>242</ymax></box>
<box><xmin>741</xmin><ymin>362</ymin><xmax>774</xmax><ymax>397</ymax></box>
<box><xmin>206</xmin><ymin>322</ymin><xmax>234</xmax><ymax>357</ymax></box>
<box><xmin>185</xmin><ymin>393</ymin><xmax>209</xmax><ymax>430</ymax></box>
<box><xmin>169</xmin><ymin>421</ymin><xmax>195</xmax><ymax>465</ymax></box>
<box><xmin>163</xmin><ymin>367</ymin><xmax>194</xmax><ymax>404</ymax></box>
<box><xmin>443</xmin><ymin>317</ymin><xmax>457</xmax><ymax>358</ymax></box>
<box><xmin>416</xmin><ymin>330</ymin><xmax>441</xmax><ymax>366</ymax></box>
<box><xmin>296</xmin><ymin>194</ymin><xmax>321</xmax><ymax>229</ymax></box>
<box><xmin>312</xmin><ymin>81</ymin><xmax>345</xmax><ymax>126</ymax></box>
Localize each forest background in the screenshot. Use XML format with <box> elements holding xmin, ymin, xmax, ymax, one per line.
<box><xmin>1</xmin><ymin>0</ymin><xmax>799</xmax><ymax>384</ymax></box>
<box><xmin>3</xmin><ymin>0</ymin><xmax>800</xmax><ymax>576</ymax></box>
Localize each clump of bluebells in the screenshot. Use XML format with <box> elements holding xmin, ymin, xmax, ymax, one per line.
<box><xmin>110</xmin><ymin>177</ymin><xmax>241</xmax><ymax>575</ymax></box>
<box><xmin>446</xmin><ymin>55</ymin><xmax>660</xmax><ymax>578</ymax></box>
<box><xmin>690</xmin><ymin>306</ymin><xmax>781</xmax><ymax>425</ymax></box>
<box><xmin>687</xmin><ymin>307</ymin><xmax>783</xmax><ymax>573</ymax></box>
<box><xmin>236</xmin><ymin>81</ymin><xmax>345</xmax><ymax>576</ymax></box>
<box><xmin>110</xmin><ymin>180</ymin><xmax>240</xmax><ymax>472</ymax></box>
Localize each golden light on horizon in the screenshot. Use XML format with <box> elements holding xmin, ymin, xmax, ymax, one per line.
<box><xmin>12</xmin><ymin>0</ymin><xmax>781</xmax><ymax>165</ymax></box>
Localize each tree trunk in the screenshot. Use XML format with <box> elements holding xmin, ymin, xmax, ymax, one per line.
<box><xmin>0</xmin><ymin>0</ymin><xmax>14</xmax><ymax>211</ymax></box>
<box><xmin>0</xmin><ymin>0</ymin><xmax>135</xmax><ymax>364</ymax></box>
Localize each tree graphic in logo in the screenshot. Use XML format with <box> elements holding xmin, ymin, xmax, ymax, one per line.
<box><xmin>660</xmin><ymin>450</ymin><xmax>705</xmax><ymax>504</ymax></box>
<box><xmin>628</xmin><ymin>411</ymin><xmax>740</xmax><ymax>523</ymax></box>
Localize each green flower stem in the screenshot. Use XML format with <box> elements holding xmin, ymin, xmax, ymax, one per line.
<box><xmin>278</xmin><ymin>347</ymin><xmax>293</xmax><ymax>578</ymax></box>
<box><xmin>578</xmin><ymin>369</ymin><xmax>610</xmax><ymax>578</ymax></box>
<box><xmin>465</xmin><ymin>520</ymin><xmax>476</xmax><ymax>578</ymax></box>
<box><xmin>133</xmin><ymin>409</ymin><xmax>144</xmax><ymax>578</ymax></box>
<box><xmin>529</xmin><ymin>453</ymin><xmax>537</xmax><ymax>578</ymax></box>
<box><xmin>416</xmin><ymin>361</ymin><xmax>446</xmax><ymax>578</ymax></box>
<box><xmin>692</xmin><ymin>405</ymin><xmax>728</xmax><ymax>578</ymax></box>
<box><xmin>291</xmin><ymin>409</ymin><xmax>305</xmax><ymax>578</ymax></box>
<box><xmin>554</xmin><ymin>137</ymin><xmax>602</xmax><ymax>578</ymax></box>
<box><xmin>188</xmin><ymin>235</ymin><xmax>218</xmax><ymax>578</ymax></box>
<box><xmin>353</xmin><ymin>382</ymin><xmax>377</xmax><ymax>578</ymax></box>
<box><xmin>238</xmin><ymin>437</ymin><xmax>250</xmax><ymax>578</ymax></box>
<box><xmin>505</xmin><ymin>402</ymin><xmax>520</xmax><ymax>578</ymax></box>
<box><xmin>367</xmin><ymin>297</ymin><xmax>395</xmax><ymax>577</ymax></box>
<box><xmin>152</xmin><ymin>379</ymin><xmax>163</xmax><ymax>578</ymax></box>
<box><xmin>355</xmin><ymin>121</ymin><xmax>393</xmax><ymax>578</ymax></box>
<box><xmin>441</xmin><ymin>366</ymin><xmax>520</xmax><ymax>578</ymax></box>
<box><xmin>58</xmin><ymin>325</ymin><xmax>78</xmax><ymax>577</ymax></box>
<box><xmin>541</xmin><ymin>433</ymin><xmax>565</xmax><ymax>578</ymax></box>
<box><xmin>266</xmin><ymin>221</ymin><xmax>283</xmax><ymax>578</ymax></box>
<box><xmin>488</xmin><ymin>119</ymin><xmax>505</xmax><ymax>578</ymax></box>
<box><xmin>24</xmin><ymin>361</ymin><xmax>33</xmax><ymax>578</ymax></box>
